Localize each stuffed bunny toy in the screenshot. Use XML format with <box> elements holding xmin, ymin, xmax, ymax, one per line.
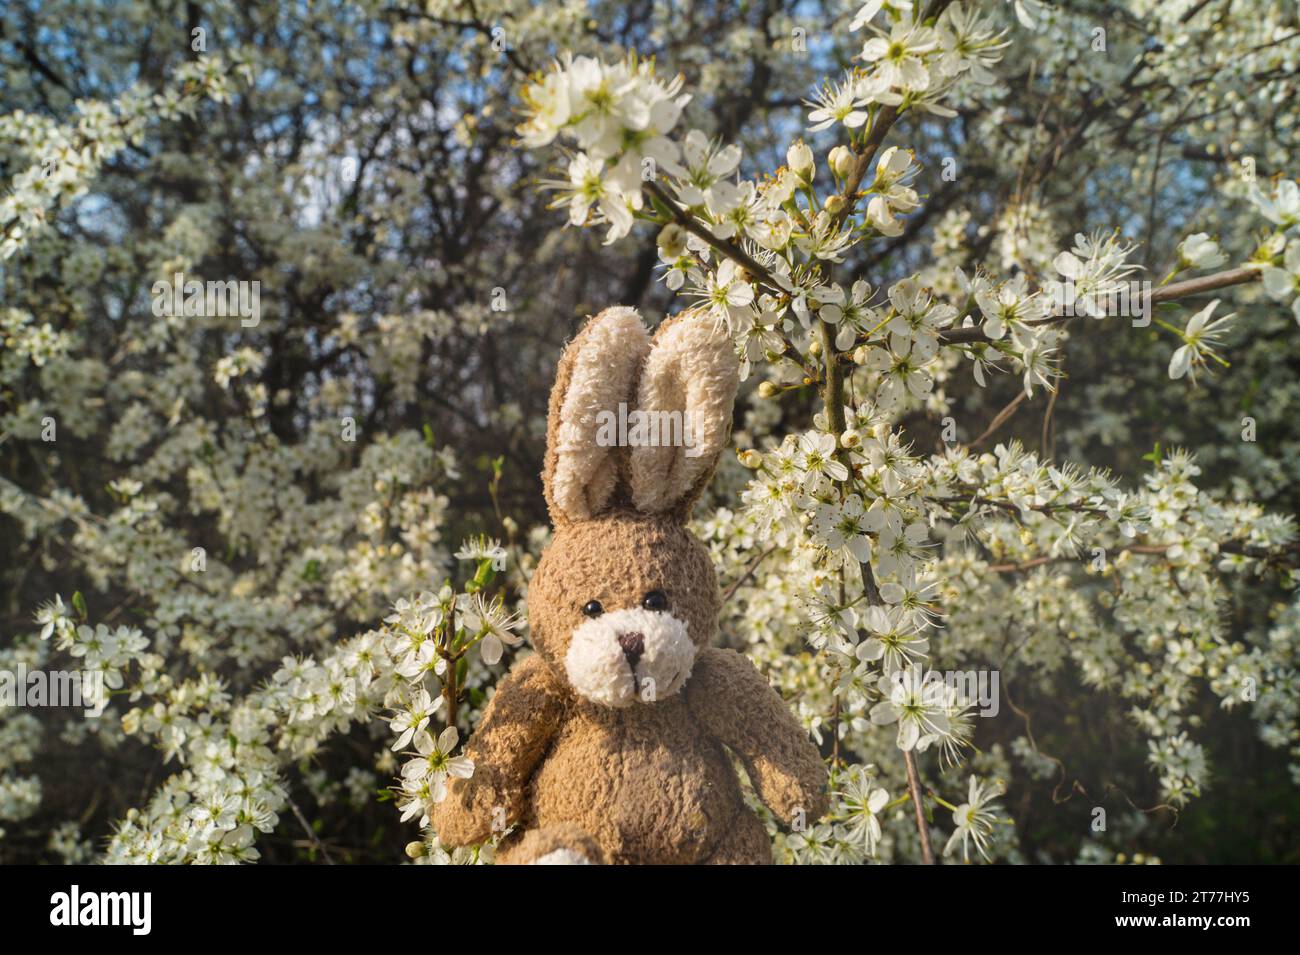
<box><xmin>433</xmin><ymin>306</ymin><xmax>828</xmax><ymax>864</ymax></box>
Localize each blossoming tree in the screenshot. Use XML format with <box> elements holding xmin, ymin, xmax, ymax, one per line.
<box><xmin>2</xmin><ymin>0</ymin><xmax>1298</xmax><ymax>864</ymax></box>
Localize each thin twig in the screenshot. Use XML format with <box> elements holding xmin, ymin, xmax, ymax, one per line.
<box><xmin>970</xmin><ymin>392</ymin><xmax>1026</xmax><ymax>448</ymax></box>
<box><xmin>940</xmin><ymin>266</ymin><xmax>1262</xmax><ymax>345</ymax></box>
<box><xmin>1040</xmin><ymin>381</ymin><xmax>1059</xmax><ymax>458</ymax></box>
<box><xmin>903</xmin><ymin>750</ymin><xmax>935</xmax><ymax>864</ymax></box>
<box><xmin>286</xmin><ymin>796</ymin><xmax>335</xmax><ymax>865</ymax></box>
<box><xmin>722</xmin><ymin>545</ymin><xmax>778</xmax><ymax>603</ymax></box>
<box><xmin>642</xmin><ymin>179</ymin><xmax>781</xmax><ymax>291</ymax></box>
<box><xmin>985</xmin><ymin>537</ymin><xmax>1300</xmax><ymax>573</ymax></box>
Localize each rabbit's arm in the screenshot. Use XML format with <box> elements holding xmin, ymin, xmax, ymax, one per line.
<box><xmin>432</xmin><ymin>653</ymin><xmax>566</xmax><ymax>847</ymax></box>
<box><xmin>687</xmin><ymin>647</ymin><xmax>829</xmax><ymax>825</ymax></box>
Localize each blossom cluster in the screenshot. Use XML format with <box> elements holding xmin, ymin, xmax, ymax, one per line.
<box><xmin>0</xmin><ymin>53</ymin><xmax>245</xmax><ymax>260</ymax></box>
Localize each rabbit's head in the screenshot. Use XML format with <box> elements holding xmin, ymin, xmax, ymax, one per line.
<box><xmin>528</xmin><ymin>306</ymin><xmax>739</xmax><ymax>708</ymax></box>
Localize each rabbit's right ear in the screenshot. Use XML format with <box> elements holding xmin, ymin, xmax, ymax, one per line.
<box><xmin>542</xmin><ymin>307</ymin><xmax>651</xmax><ymax>524</ymax></box>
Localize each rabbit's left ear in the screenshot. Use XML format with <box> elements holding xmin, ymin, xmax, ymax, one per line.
<box><xmin>629</xmin><ymin>311</ymin><xmax>739</xmax><ymax>517</ymax></box>
<box><xmin>543</xmin><ymin>306</ymin><xmax>651</xmax><ymax>524</ymax></box>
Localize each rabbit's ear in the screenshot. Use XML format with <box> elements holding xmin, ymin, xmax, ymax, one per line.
<box><xmin>629</xmin><ymin>311</ymin><xmax>739</xmax><ymax>517</ymax></box>
<box><xmin>543</xmin><ymin>306</ymin><xmax>651</xmax><ymax>524</ymax></box>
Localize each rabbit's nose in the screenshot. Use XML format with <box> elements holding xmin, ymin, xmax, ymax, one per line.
<box><xmin>617</xmin><ymin>631</ymin><xmax>645</xmax><ymax>667</ymax></box>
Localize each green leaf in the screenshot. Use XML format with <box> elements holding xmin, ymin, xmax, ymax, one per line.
<box><xmin>72</xmin><ymin>591</ymin><xmax>88</xmax><ymax>620</ymax></box>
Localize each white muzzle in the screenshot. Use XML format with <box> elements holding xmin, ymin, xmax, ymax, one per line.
<box><xmin>563</xmin><ymin>607</ymin><xmax>697</xmax><ymax>707</ymax></box>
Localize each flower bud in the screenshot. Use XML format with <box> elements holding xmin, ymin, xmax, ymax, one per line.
<box><xmin>808</xmin><ymin>338</ymin><xmax>822</xmax><ymax>356</ymax></box>
<box><xmin>823</xmin><ymin>194</ymin><xmax>846</xmax><ymax>216</ymax></box>
<box><xmin>840</xmin><ymin>428</ymin><xmax>861</xmax><ymax>449</ymax></box>
<box><xmin>737</xmin><ymin>449</ymin><xmax>762</xmax><ymax>469</ymax></box>
<box><xmin>787</xmin><ymin>140</ymin><xmax>814</xmax><ymax>178</ymax></box>
<box><xmin>828</xmin><ymin>145</ymin><xmax>855</xmax><ymax>179</ymax></box>
<box><xmin>757</xmin><ymin>381</ymin><xmax>780</xmax><ymax>398</ymax></box>
<box><xmin>405</xmin><ymin>841</ymin><xmax>427</xmax><ymax>859</ymax></box>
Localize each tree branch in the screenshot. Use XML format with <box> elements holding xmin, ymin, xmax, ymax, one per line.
<box><xmin>903</xmin><ymin>750</ymin><xmax>936</xmax><ymax>864</ymax></box>
<box><xmin>939</xmin><ymin>266</ymin><xmax>1263</xmax><ymax>345</ymax></box>
<box><xmin>642</xmin><ymin>179</ymin><xmax>782</xmax><ymax>291</ymax></box>
<box><xmin>986</xmin><ymin>537</ymin><xmax>1300</xmax><ymax>573</ymax></box>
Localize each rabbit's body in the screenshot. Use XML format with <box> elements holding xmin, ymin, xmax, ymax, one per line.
<box><xmin>432</xmin><ymin>308</ymin><xmax>827</xmax><ymax>864</ymax></box>
<box><xmin>529</xmin><ymin>664</ymin><xmax>752</xmax><ymax>864</ymax></box>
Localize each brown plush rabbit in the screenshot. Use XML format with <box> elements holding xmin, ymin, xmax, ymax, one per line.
<box><xmin>432</xmin><ymin>306</ymin><xmax>828</xmax><ymax>864</ymax></box>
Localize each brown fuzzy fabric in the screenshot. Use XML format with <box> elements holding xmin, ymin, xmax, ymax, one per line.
<box><xmin>630</xmin><ymin>310</ymin><xmax>740</xmax><ymax>520</ymax></box>
<box><xmin>528</xmin><ymin>511</ymin><xmax>721</xmax><ymax>665</ymax></box>
<box><xmin>499</xmin><ymin>824</ymin><xmax>607</xmax><ymax>865</ymax></box>
<box><xmin>432</xmin><ymin>307</ymin><xmax>827</xmax><ymax>864</ymax></box>
<box><xmin>541</xmin><ymin>308</ymin><xmax>647</xmax><ymax>525</ymax></box>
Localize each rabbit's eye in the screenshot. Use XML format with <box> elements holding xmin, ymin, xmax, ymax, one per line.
<box><xmin>581</xmin><ymin>600</ymin><xmax>604</xmax><ymax>618</ymax></box>
<box><xmin>641</xmin><ymin>590</ymin><xmax>669</xmax><ymax>612</ymax></box>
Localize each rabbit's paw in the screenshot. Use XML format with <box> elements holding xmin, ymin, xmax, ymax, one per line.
<box><xmin>532</xmin><ymin>848</ymin><xmax>594</xmax><ymax>865</ymax></box>
<box><xmin>498</xmin><ymin>823</ymin><xmax>606</xmax><ymax>865</ymax></box>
